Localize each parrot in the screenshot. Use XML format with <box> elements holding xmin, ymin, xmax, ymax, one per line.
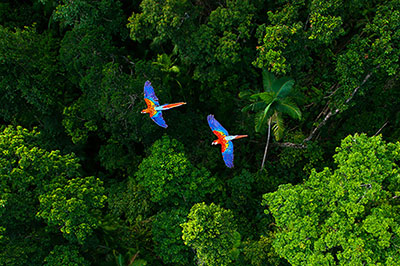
<box><xmin>207</xmin><ymin>114</ymin><xmax>247</xmax><ymax>168</ymax></box>
<box><xmin>141</xmin><ymin>80</ymin><xmax>186</xmax><ymax>128</ymax></box>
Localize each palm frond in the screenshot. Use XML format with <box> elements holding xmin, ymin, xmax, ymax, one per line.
<box><xmin>250</xmin><ymin>91</ymin><xmax>275</xmax><ymax>103</ymax></box>
<box><xmin>238</xmin><ymin>91</ymin><xmax>252</xmax><ymax>100</ymax></box>
<box><xmin>259</xmin><ymin>92</ymin><xmax>275</xmax><ymax>103</ymax></box>
<box><xmin>276</xmin><ymin>99</ymin><xmax>302</xmax><ymax>120</ymax></box>
<box><xmin>249</xmin><ymin>92</ymin><xmax>264</xmax><ymax>100</ymax></box>
<box><xmin>241</xmin><ymin>101</ymin><xmax>267</xmax><ymax>113</ymax></box>
<box><xmin>262</xmin><ymin>69</ymin><xmax>276</xmax><ymax>92</ymax></box>
<box><xmin>272</xmin><ymin>113</ymin><xmax>285</xmax><ymax>141</ymax></box>
<box><xmin>274</xmin><ymin>77</ymin><xmax>295</xmax><ymax>98</ymax></box>
<box><xmin>255</xmin><ymin>111</ymin><xmax>267</xmax><ymax>133</ymax></box>
<box><xmin>255</xmin><ymin>103</ymin><xmax>274</xmax><ymax>132</ymax></box>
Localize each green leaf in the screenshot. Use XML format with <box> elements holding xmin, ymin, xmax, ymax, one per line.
<box><xmin>160</xmin><ymin>53</ymin><xmax>170</xmax><ymax>65</ymax></box>
<box><xmin>272</xmin><ymin>113</ymin><xmax>285</xmax><ymax>141</ymax></box>
<box><xmin>255</xmin><ymin>112</ymin><xmax>265</xmax><ymax>133</ymax></box>
<box><xmin>250</xmin><ymin>91</ymin><xmax>275</xmax><ymax>102</ymax></box>
<box><xmin>276</xmin><ymin>100</ymin><xmax>301</xmax><ymax>120</ymax></box>
<box><xmin>238</xmin><ymin>91</ymin><xmax>252</xmax><ymax>99</ymax></box>
<box><xmin>262</xmin><ymin>102</ymin><xmax>273</xmax><ymax>120</ymax></box>
<box><xmin>258</xmin><ymin>92</ymin><xmax>275</xmax><ymax>103</ymax></box>
<box><xmin>274</xmin><ymin>78</ymin><xmax>295</xmax><ymax>98</ymax></box>
<box><xmin>241</xmin><ymin>101</ymin><xmax>266</xmax><ymax>113</ymax></box>
<box><xmin>249</xmin><ymin>92</ymin><xmax>264</xmax><ymax>100</ymax></box>
<box><xmin>255</xmin><ymin>103</ymin><xmax>273</xmax><ymax>132</ymax></box>
<box><xmin>131</xmin><ymin>259</ymin><xmax>147</xmax><ymax>266</ymax></box>
<box><xmin>262</xmin><ymin>69</ymin><xmax>276</xmax><ymax>92</ymax></box>
<box><xmin>169</xmin><ymin>65</ymin><xmax>180</xmax><ymax>73</ymax></box>
<box><xmin>117</xmin><ymin>254</ymin><xmax>124</xmax><ymax>266</ymax></box>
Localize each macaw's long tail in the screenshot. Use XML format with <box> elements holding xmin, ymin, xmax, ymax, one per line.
<box><xmin>159</xmin><ymin>102</ymin><xmax>186</xmax><ymax>111</ymax></box>
<box><xmin>233</xmin><ymin>135</ymin><xmax>248</xmax><ymax>140</ymax></box>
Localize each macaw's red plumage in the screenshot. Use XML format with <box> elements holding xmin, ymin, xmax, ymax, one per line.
<box><xmin>207</xmin><ymin>114</ymin><xmax>248</xmax><ymax>168</ymax></box>
<box><xmin>141</xmin><ymin>81</ymin><xmax>186</xmax><ymax>128</ymax></box>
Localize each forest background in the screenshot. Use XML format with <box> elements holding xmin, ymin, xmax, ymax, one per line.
<box><xmin>1</xmin><ymin>0</ymin><xmax>399</xmax><ymax>265</ymax></box>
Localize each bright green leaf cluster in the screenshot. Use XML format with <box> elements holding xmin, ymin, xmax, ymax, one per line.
<box><xmin>0</xmin><ymin>125</ymin><xmax>102</xmax><ymax>263</ymax></box>
<box><xmin>263</xmin><ymin>134</ymin><xmax>400</xmax><ymax>265</ymax></box>
<box><xmin>37</xmin><ymin>175</ymin><xmax>107</xmax><ymax>243</ymax></box>
<box><xmin>242</xmin><ymin>233</ymin><xmax>284</xmax><ymax>266</ymax></box>
<box><xmin>181</xmin><ymin>202</ymin><xmax>241</xmax><ymax>266</ymax></box>
<box><xmin>152</xmin><ymin>208</ymin><xmax>193</xmax><ymax>265</ymax></box>
<box><xmin>308</xmin><ymin>0</ymin><xmax>344</xmax><ymax>44</ymax></box>
<box><xmin>135</xmin><ymin>135</ymin><xmax>216</xmax><ymax>205</ymax></box>
<box><xmin>43</xmin><ymin>245</ymin><xmax>89</xmax><ymax>266</ymax></box>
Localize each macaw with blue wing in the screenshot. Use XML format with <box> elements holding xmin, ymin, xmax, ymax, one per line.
<box><xmin>207</xmin><ymin>114</ymin><xmax>248</xmax><ymax>168</ymax></box>
<box><xmin>141</xmin><ymin>81</ymin><xmax>186</xmax><ymax>128</ymax></box>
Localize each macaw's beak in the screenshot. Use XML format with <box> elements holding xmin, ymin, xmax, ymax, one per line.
<box><xmin>211</xmin><ymin>141</ymin><xmax>217</xmax><ymax>145</ymax></box>
<box><xmin>141</xmin><ymin>110</ymin><xmax>146</xmax><ymax>114</ymax></box>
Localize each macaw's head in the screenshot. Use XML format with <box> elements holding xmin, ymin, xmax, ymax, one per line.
<box><xmin>141</xmin><ymin>109</ymin><xmax>148</xmax><ymax>114</ymax></box>
<box><xmin>211</xmin><ymin>140</ymin><xmax>219</xmax><ymax>145</ymax></box>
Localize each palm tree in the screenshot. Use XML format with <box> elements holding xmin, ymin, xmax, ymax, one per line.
<box><xmin>240</xmin><ymin>69</ymin><xmax>302</xmax><ymax>170</ymax></box>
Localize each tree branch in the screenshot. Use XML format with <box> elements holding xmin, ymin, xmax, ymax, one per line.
<box><xmin>128</xmin><ymin>251</ymin><xmax>139</xmax><ymax>266</ymax></box>
<box><xmin>304</xmin><ymin>67</ymin><xmax>377</xmax><ymax>142</ymax></box>
<box><xmin>272</xmin><ymin>142</ymin><xmax>307</xmax><ymax>149</ymax></box>
<box><xmin>304</xmin><ymin>109</ymin><xmax>335</xmax><ymax>142</ymax></box>
<box><xmin>373</xmin><ymin>121</ymin><xmax>388</xmax><ymax>136</ymax></box>
<box><xmin>122</xmin><ymin>55</ymin><xmax>135</xmax><ymax>65</ymax></box>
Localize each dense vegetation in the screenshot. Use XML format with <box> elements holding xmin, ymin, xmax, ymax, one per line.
<box><xmin>1</xmin><ymin>0</ymin><xmax>399</xmax><ymax>265</ymax></box>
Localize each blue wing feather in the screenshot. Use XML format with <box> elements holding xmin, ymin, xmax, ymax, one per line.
<box><xmin>207</xmin><ymin>114</ymin><xmax>229</xmax><ymax>136</ymax></box>
<box><xmin>144</xmin><ymin>80</ymin><xmax>160</xmax><ymax>106</ymax></box>
<box><xmin>222</xmin><ymin>141</ymin><xmax>234</xmax><ymax>168</ymax></box>
<box><xmin>151</xmin><ymin>111</ymin><xmax>168</xmax><ymax>128</ymax></box>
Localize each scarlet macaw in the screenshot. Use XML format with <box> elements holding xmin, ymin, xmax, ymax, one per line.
<box><xmin>207</xmin><ymin>114</ymin><xmax>248</xmax><ymax>168</ymax></box>
<box><xmin>141</xmin><ymin>81</ymin><xmax>186</xmax><ymax>128</ymax></box>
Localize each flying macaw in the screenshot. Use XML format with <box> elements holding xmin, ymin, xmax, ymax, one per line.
<box><xmin>141</xmin><ymin>81</ymin><xmax>186</xmax><ymax>128</ymax></box>
<box><xmin>207</xmin><ymin>114</ymin><xmax>248</xmax><ymax>168</ymax></box>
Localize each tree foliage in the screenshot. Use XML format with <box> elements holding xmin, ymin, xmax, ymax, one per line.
<box><xmin>263</xmin><ymin>134</ymin><xmax>400</xmax><ymax>265</ymax></box>
<box><xmin>181</xmin><ymin>202</ymin><xmax>241</xmax><ymax>266</ymax></box>
<box><xmin>0</xmin><ymin>25</ymin><xmax>66</xmax><ymax>126</ymax></box>
<box><xmin>152</xmin><ymin>208</ymin><xmax>194</xmax><ymax>265</ymax></box>
<box><xmin>241</xmin><ymin>69</ymin><xmax>302</xmax><ymax>134</ymax></box>
<box><xmin>0</xmin><ymin>125</ymin><xmax>105</xmax><ymax>264</ymax></box>
<box><xmin>128</xmin><ymin>0</ymin><xmax>259</xmax><ymax>114</ymax></box>
<box><xmin>44</xmin><ymin>245</ymin><xmax>89</xmax><ymax>266</ymax></box>
<box><xmin>37</xmin><ymin>175</ymin><xmax>107</xmax><ymax>243</ymax></box>
<box><xmin>135</xmin><ymin>135</ymin><xmax>216</xmax><ymax>206</ymax></box>
<box><xmin>1</xmin><ymin>0</ymin><xmax>400</xmax><ymax>265</ymax></box>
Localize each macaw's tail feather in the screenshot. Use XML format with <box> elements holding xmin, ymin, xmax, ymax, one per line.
<box><xmin>160</xmin><ymin>102</ymin><xmax>186</xmax><ymax>110</ymax></box>
<box><xmin>233</xmin><ymin>135</ymin><xmax>248</xmax><ymax>140</ymax></box>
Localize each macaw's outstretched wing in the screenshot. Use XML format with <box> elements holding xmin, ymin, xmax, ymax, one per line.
<box><xmin>207</xmin><ymin>114</ymin><xmax>229</xmax><ymax>137</ymax></box>
<box><xmin>151</xmin><ymin>110</ymin><xmax>168</xmax><ymax>128</ymax></box>
<box><xmin>222</xmin><ymin>141</ymin><xmax>234</xmax><ymax>168</ymax></box>
<box><xmin>144</xmin><ymin>80</ymin><xmax>160</xmax><ymax>106</ymax></box>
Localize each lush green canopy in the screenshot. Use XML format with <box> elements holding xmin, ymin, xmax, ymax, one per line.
<box><xmin>0</xmin><ymin>0</ymin><xmax>399</xmax><ymax>265</ymax></box>
<box><xmin>264</xmin><ymin>134</ymin><xmax>400</xmax><ymax>265</ymax></box>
